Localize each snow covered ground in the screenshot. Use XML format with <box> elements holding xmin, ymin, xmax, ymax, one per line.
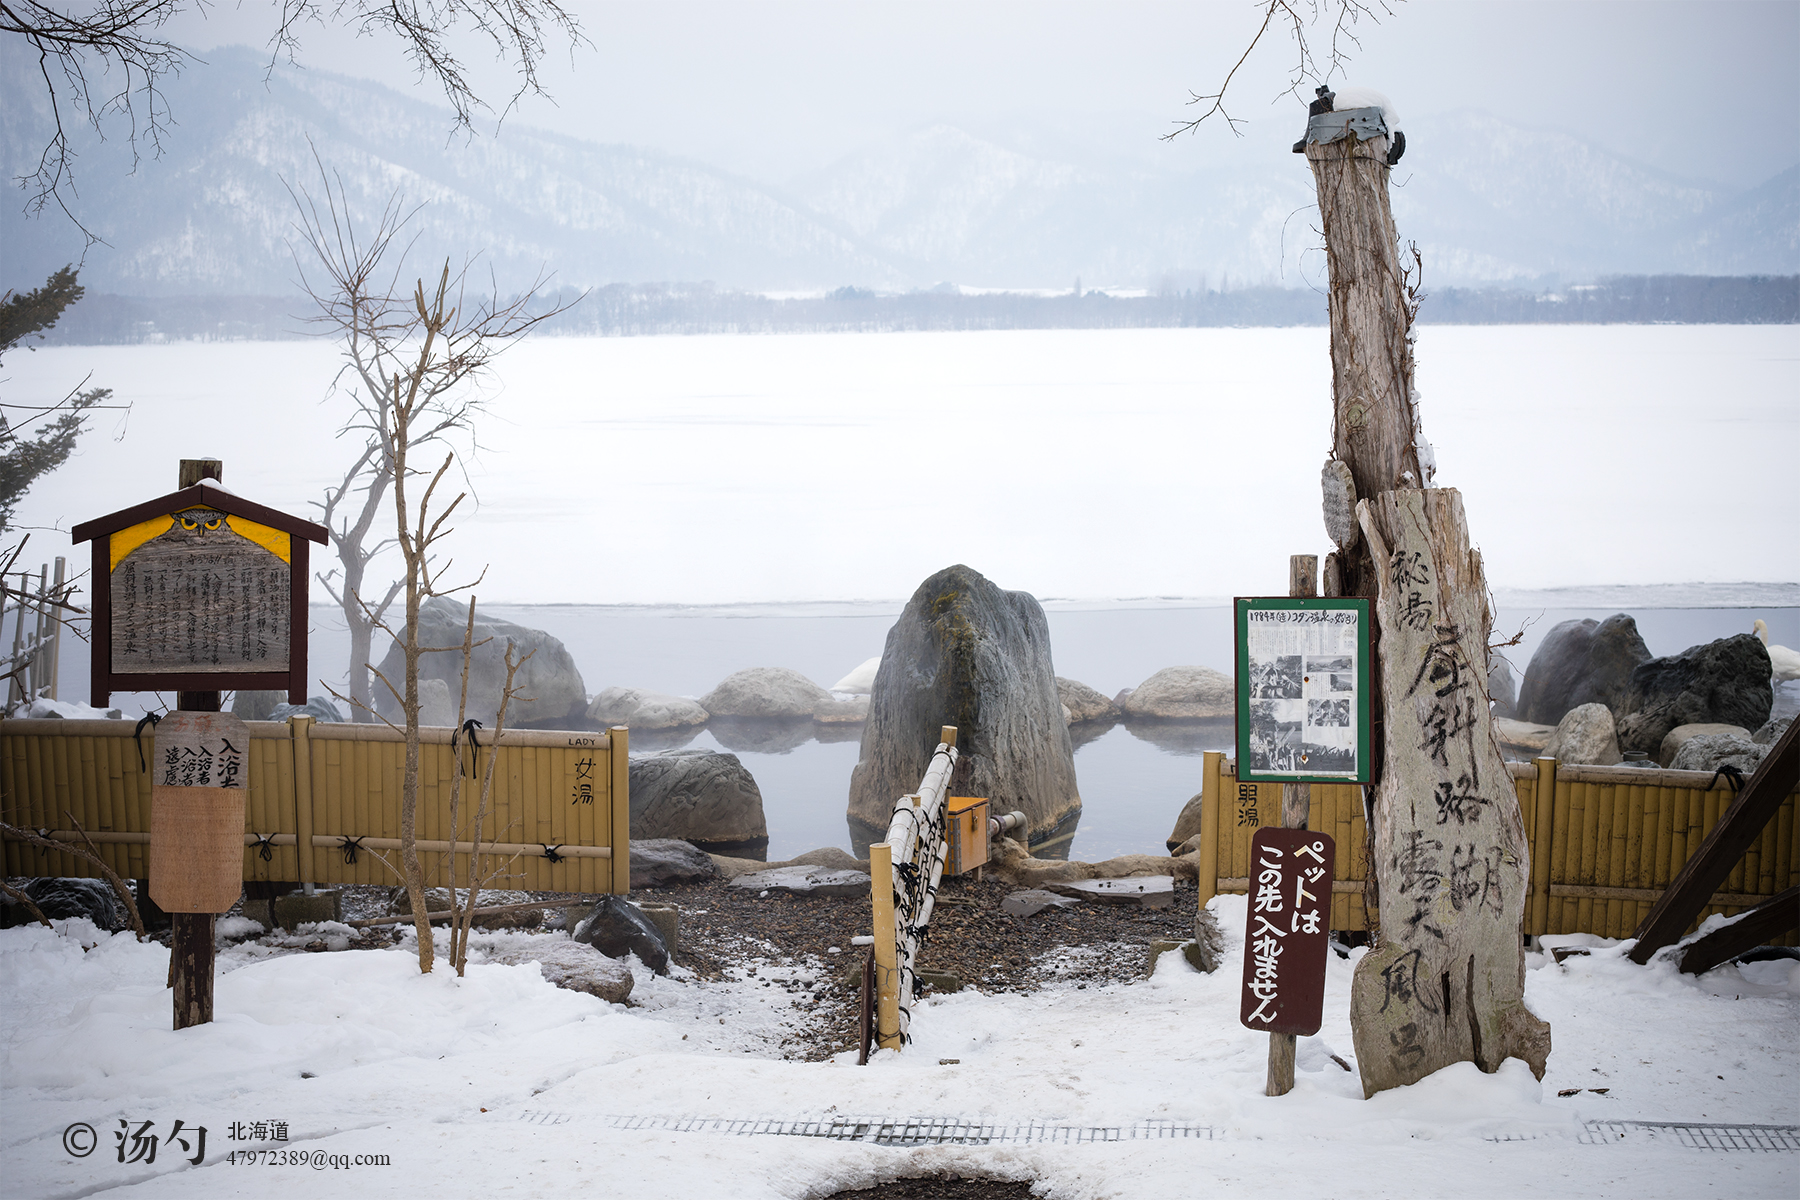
<box><xmin>4</xmin><ymin>896</ymin><xmax>1795</xmax><ymax>1198</ymax></box>
<box><xmin>9</xmin><ymin>325</ymin><xmax>1798</xmax><ymax>605</ymax></box>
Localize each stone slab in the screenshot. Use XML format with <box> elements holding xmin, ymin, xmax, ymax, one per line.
<box><xmin>728</xmin><ymin>865</ymin><xmax>871</xmax><ymax>897</ymax></box>
<box><xmin>1045</xmin><ymin>875</ymin><xmax>1175</xmax><ymax>908</ymax></box>
<box><xmin>1000</xmin><ymin>888</ymin><xmax>1081</xmax><ymax>917</ymax></box>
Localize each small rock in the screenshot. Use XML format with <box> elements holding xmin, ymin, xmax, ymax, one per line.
<box><xmin>1542</xmin><ymin>703</ymin><xmax>1622</xmax><ymax>766</ymax></box>
<box><xmin>812</xmin><ymin>697</ymin><xmax>870</xmax><ymax>725</ymax></box>
<box><xmin>1492</xmin><ymin>717</ymin><xmax>1556</xmax><ymax>760</ymax></box>
<box><xmin>630</xmin><ymin>839</ymin><xmax>722</xmax><ymax>889</ymax></box>
<box><xmin>1121</xmin><ymin>667</ymin><xmax>1234</xmax><ymax>720</ymax></box>
<box><xmin>572</xmin><ymin>895</ymin><xmax>670</xmax><ymax>974</ymax></box>
<box><xmin>1751</xmin><ymin>716</ymin><xmax>1792</xmax><ymax>746</ymax></box>
<box><xmin>1045</xmin><ymin>875</ymin><xmax>1176</xmax><ymax>908</ymax></box>
<box><xmin>829</xmin><ymin>657</ymin><xmax>882</xmax><ymax>694</ymax></box>
<box><xmin>268</xmin><ymin>696</ymin><xmax>346</xmax><ymax>724</ymax></box>
<box><xmin>487</xmin><ymin>940</ymin><xmax>634</xmax><ymax>1004</ymax></box>
<box><xmin>1001</xmin><ymin>889</ymin><xmax>1080</xmax><ymax>917</ymax></box>
<box><xmin>4</xmin><ymin>878</ymin><xmax>123</xmax><ymax>930</ymax></box>
<box><xmin>1057</xmin><ymin>677</ymin><xmax>1121</xmax><ymax>723</ymax></box>
<box><xmin>1167</xmin><ymin>791</ymin><xmax>1204</xmax><ymax>852</ymax></box>
<box><xmin>700</xmin><ymin>667</ymin><xmax>834</xmax><ymax>719</ymax></box>
<box><xmin>1191</xmin><ymin>906</ymin><xmax>1226</xmax><ymax>973</ymax></box>
<box><xmin>1658</xmin><ymin>723</ymin><xmax>1752</xmax><ymax>768</ymax></box>
<box><xmin>728</xmin><ymin>866</ymin><xmax>871</xmax><ymax>898</ymax></box>
<box><xmin>587</xmin><ymin>687</ymin><xmax>708</xmax><ymax>730</ymax></box>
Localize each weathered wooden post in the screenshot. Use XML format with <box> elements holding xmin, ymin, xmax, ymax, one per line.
<box><xmin>1265</xmin><ymin>553</ymin><xmax>1317</xmax><ymax>1096</ymax></box>
<box><xmin>72</xmin><ymin>459</ymin><xmax>326</xmax><ymax>1029</ymax></box>
<box><xmin>1301</xmin><ymin>94</ymin><xmax>1551</xmax><ymax>1096</ymax></box>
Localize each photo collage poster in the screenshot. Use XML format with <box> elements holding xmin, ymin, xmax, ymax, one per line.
<box><xmin>1235</xmin><ymin>599</ymin><xmax>1371</xmax><ymax>783</ymax></box>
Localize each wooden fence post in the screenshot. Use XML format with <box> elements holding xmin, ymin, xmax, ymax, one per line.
<box><xmin>609</xmin><ymin>726</ymin><xmax>631</xmax><ymax>895</ymax></box>
<box><xmin>291</xmin><ymin>715</ymin><xmax>316</xmax><ymax>892</ymax></box>
<box><xmin>1528</xmin><ymin>757</ymin><xmax>1559</xmax><ymax>938</ymax></box>
<box><xmin>869</xmin><ymin>841</ymin><xmax>901</xmax><ymax>1051</ymax></box>
<box><xmin>1198</xmin><ymin>751</ymin><xmax>1223</xmax><ymax>909</ymax></box>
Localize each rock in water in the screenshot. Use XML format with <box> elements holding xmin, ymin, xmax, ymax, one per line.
<box><xmin>1488</xmin><ymin>656</ymin><xmax>1518</xmax><ymax>720</ymax></box>
<box><xmin>572</xmin><ymin>895</ymin><xmax>670</xmax><ymax>974</ymax></box>
<box><xmin>232</xmin><ymin>689</ymin><xmax>287</xmax><ymax>721</ymax></box>
<box><xmin>1120</xmin><ymin>667</ymin><xmax>1234</xmax><ymax>719</ymax></box>
<box><xmin>1614</xmin><ymin>635</ymin><xmax>1774</xmax><ymax>758</ymax></box>
<box><xmin>587</xmin><ymin>687</ymin><xmax>709</xmax><ymax>730</ymax></box>
<box><xmin>1057</xmin><ymin>677</ymin><xmax>1121</xmax><ymax>723</ymax></box>
<box><xmin>1167</xmin><ymin>791</ymin><xmax>1204</xmax><ymax>852</ymax></box>
<box><xmin>373</xmin><ymin>598</ymin><xmax>586</xmax><ymax>728</ymax></box>
<box><xmin>846</xmin><ymin>564</ymin><xmax>1080</xmax><ymax>847</ymax></box>
<box><xmin>629</xmin><ymin>750</ymin><xmax>768</xmax><ymax>855</ymax></box>
<box><xmin>1514</xmin><ymin>614</ymin><xmax>1651</xmax><ymax>726</ymax></box>
<box><xmin>700</xmin><ymin>667</ymin><xmax>834</xmax><ymax>718</ymax></box>
<box><xmin>630</xmin><ymin>838</ymin><xmax>723</xmax><ymax>889</ymax></box>
<box><xmin>1541</xmin><ymin>703</ymin><xmax>1622</xmax><ymax>766</ymax></box>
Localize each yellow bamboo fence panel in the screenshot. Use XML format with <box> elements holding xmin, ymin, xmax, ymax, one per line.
<box><xmin>1192</xmin><ymin>754</ymin><xmax>1798</xmax><ymax>946</ymax></box>
<box><xmin>1</xmin><ymin>717</ymin><xmax>628</xmax><ymax>900</ymax></box>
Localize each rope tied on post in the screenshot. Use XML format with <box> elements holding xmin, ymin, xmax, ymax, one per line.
<box><xmin>541</xmin><ymin>844</ymin><xmax>564</xmax><ymax>863</ymax></box>
<box><xmin>339</xmin><ymin>836</ymin><xmax>365</xmax><ymax>864</ymax></box>
<box><xmin>252</xmin><ymin>834</ymin><xmax>276</xmax><ymax>862</ymax></box>
<box><xmin>453</xmin><ymin>719</ymin><xmax>484</xmax><ymax>778</ymax></box>
<box><xmin>132</xmin><ymin>712</ymin><xmax>161</xmax><ymax>773</ymax></box>
<box><xmin>1706</xmin><ymin>764</ymin><xmax>1747</xmax><ymax>794</ymax></box>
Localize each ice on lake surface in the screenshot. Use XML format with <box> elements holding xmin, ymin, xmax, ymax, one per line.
<box><xmin>16</xmin><ymin>325</ymin><xmax>1798</xmax><ymax>859</ymax></box>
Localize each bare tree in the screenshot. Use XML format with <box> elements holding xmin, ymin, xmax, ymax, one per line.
<box><xmin>1164</xmin><ymin>0</ymin><xmax>1397</xmax><ymax>140</ymax></box>
<box><xmin>5</xmin><ymin>0</ymin><xmax>587</xmax><ymax>241</ymax></box>
<box><xmin>294</xmin><ymin>163</ymin><xmax>569</xmax><ymax>973</ymax></box>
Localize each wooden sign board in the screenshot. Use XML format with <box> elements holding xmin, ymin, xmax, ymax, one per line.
<box><xmin>1234</xmin><ymin>597</ymin><xmax>1372</xmax><ymax>784</ymax></box>
<box><xmin>149</xmin><ymin>711</ymin><xmax>249</xmax><ymax>913</ymax></box>
<box><xmin>71</xmin><ymin>481</ymin><xmax>327</xmax><ymax>706</ymax></box>
<box><xmin>1239</xmin><ymin>827</ymin><xmax>1336</xmax><ymax>1037</ymax></box>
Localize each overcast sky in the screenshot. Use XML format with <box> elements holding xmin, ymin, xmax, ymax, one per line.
<box><xmin>163</xmin><ymin>0</ymin><xmax>1800</xmax><ymax>189</ymax></box>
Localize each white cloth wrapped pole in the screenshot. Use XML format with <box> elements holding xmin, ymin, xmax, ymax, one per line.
<box><xmin>879</xmin><ymin>738</ymin><xmax>957</xmax><ymax>1045</ymax></box>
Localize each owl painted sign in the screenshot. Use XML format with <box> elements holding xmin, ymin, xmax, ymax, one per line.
<box><xmin>72</xmin><ymin>481</ymin><xmax>328</xmax><ymax>706</ymax></box>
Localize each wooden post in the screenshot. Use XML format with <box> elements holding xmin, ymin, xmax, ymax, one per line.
<box><xmin>1302</xmin><ymin>109</ymin><xmax>1550</xmax><ymax>1097</ymax></box>
<box><xmin>869</xmin><ymin>842</ymin><xmax>901</xmax><ymax>1050</ymax></box>
<box><xmin>609</xmin><ymin>726</ymin><xmax>631</xmax><ymax>895</ymax></box>
<box><xmin>291</xmin><ymin>716</ymin><xmax>317</xmax><ymax>892</ymax></box>
<box><xmin>48</xmin><ymin>556</ymin><xmax>64</xmax><ymax>700</ymax></box>
<box><xmin>1267</xmin><ymin>554</ymin><xmax>1319</xmax><ymax>1097</ymax></box>
<box><xmin>1198</xmin><ymin>751</ymin><xmax>1223</xmax><ymax>909</ymax></box>
<box><xmin>1528</xmin><ymin>757</ymin><xmax>1559</xmax><ymax>937</ymax></box>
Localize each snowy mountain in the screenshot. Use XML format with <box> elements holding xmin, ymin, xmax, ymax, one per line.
<box><xmin>3</xmin><ymin>45</ymin><xmax>1793</xmax><ymax>297</ymax></box>
<box><xmin>0</xmin><ymin>45</ymin><xmax>902</xmax><ymax>296</ymax></box>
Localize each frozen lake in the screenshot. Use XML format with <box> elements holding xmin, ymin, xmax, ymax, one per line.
<box><xmin>11</xmin><ymin>325</ymin><xmax>1798</xmax><ymax>604</ymax></box>
<box><xmin>14</xmin><ymin>325</ymin><xmax>1798</xmax><ymax>860</ymax></box>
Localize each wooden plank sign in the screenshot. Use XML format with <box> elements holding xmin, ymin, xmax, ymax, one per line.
<box><xmin>71</xmin><ymin>480</ymin><xmax>327</xmax><ymax>706</ymax></box>
<box><xmin>149</xmin><ymin>711</ymin><xmax>250</xmax><ymax>913</ymax></box>
<box><xmin>1239</xmin><ymin>827</ymin><xmax>1336</xmax><ymax>1036</ymax></box>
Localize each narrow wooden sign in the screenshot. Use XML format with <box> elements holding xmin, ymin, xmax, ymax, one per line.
<box><xmin>1239</xmin><ymin>827</ymin><xmax>1336</xmax><ymax>1037</ymax></box>
<box><xmin>149</xmin><ymin>711</ymin><xmax>250</xmax><ymax>913</ymax></box>
<box><xmin>71</xmin><ymin>481</ymin><xmax>327</xmax><ymax>706</ymax></box>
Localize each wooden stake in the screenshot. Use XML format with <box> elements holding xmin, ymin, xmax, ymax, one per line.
<box><xmin>869</xmin><ymin>842</ymin><xmax>901</xmax><ymax>1050</ymax></box>
<box><xmin>1267</xmin><ymin>554</ymin><xmax>1319</xmax><ymax>1097</ymax></box>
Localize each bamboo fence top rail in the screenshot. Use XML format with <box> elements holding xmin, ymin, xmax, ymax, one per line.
<box><xmin>1217</xmin><ymin>753</ymin><xmax>1751</xmax><ymax>792</ymax></box>
<box><xmin>0</xmin><ymin>716</ymin><xmax>612</xmax><ymax>751</ymax></box>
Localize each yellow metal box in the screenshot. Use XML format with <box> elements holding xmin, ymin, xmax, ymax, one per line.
<box><xmin>946</xmin><ymin>796</ymin><xmax>989</xmax><ymax>875</ymax></box>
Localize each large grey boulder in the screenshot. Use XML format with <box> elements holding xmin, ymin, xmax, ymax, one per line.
<box><xmin>1057</xmin><ymin>677</ymin><xmax>1120</xmax><ymax>723</ymax></box>
<box><xmin>1</xmin><ymin>878</ymin><xmax>123</xmax><ymax>930</ymax></box>
<box><xmin>700</xmin><ymin>667</ymin><xmax>833</xmax><ymax>718</ymax></box>
<box><xmin>1515</xmin><ymin>614</ymin><xmax>1652</xmax><ymax>726</ymax></box>
<box><xmin>1614</xmin><ymin>635</ymin><xmax>1774</xmax><ymax>758</ymax></box>
<box><xmin>630</xmin><ymin>838</ymin><xmax>723</xmax><ymax>889</ymax></box>
<box><xmin>1541</xmin><ymin>703</ymin><xmax>1622</xmax><ymax>766</ymax></box>
<box><xmin>1121</xmin><ymin>666</ymin><xmax>1234</xmax><ymax>720</ymax></box>
<box><xmin>587</xmin><ymin>687</ymin><xmax>708</xmax><ymax>730</ymax></box>
<box><xmin>1658</xmin><ymin>723</ymin><xmax>1752</xmax><ymax>768</ymax></box>
<box><xmin>374</xmin><ymin>598</ymin><xmax>587</xmax><ymax>728</ymax></box>
<box><xmin>1670</xmin><ymin>733</ymin><xmax>1768</xmax><ymax>775</ymax></box>
<box><xmin>629</xmin><ymin>749</ymin><xmax>768</xmax><ymax>853</ymax></box>
<box><xmin>1488</xmin><ymin>656</ymin><xmax>1519</xmax><ymax>720</ymax></box>
<box><xmin>232</xmin><ymin>690</ymin><xmax>286</xmax><ymax>721</ymax></box>
<box><xmin>847</xmin><ymin>564</ymin><xmax>1080</xmax><ymax>848</ymax></box>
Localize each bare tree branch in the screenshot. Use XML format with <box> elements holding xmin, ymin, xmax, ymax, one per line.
<box><xmin>1164</xmin><ymin>0</ymin><xmax>1397</xmax><ymax>141</ymax></box>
